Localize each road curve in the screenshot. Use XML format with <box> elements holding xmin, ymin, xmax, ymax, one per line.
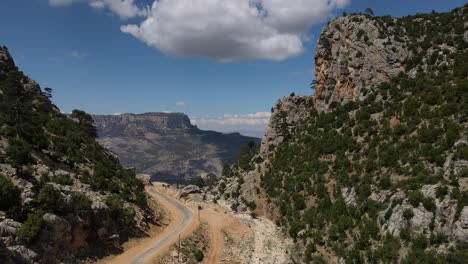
<box><xmin>130</xmin><ymin>187</ymin><xmax>193</xmax><ymax>264</ymax></box>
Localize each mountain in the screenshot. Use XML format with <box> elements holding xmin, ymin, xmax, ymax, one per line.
<box><xmin>213</xmin><ymin>5</ymin><xmax>468</xmax><ymax>263</ymax></box>
<box><xmin>0</xmin><ymin>46</ymin><xmax>152</xmax><ymax>263</ymax></box>
<box><xmin>93</xmin><ymin>113</ymin><xmax>260</xmax><ymax>183</ymax></box>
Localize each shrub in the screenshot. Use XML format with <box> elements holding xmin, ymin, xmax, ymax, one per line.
<box><xmin>408</xmin><ymin>191</ymin><xmax>424</xmax><ymax>207</ymax></box>
<box><xmin>105</xmin><ymin>194</ymin><xmax>135</xmax><ymax>225</ymax></box>
<box><xmin>422</xmin><ymin>197</ymin><xmax>436</xmax><ymax>212</ymax></box>
<box><xmin>18</xmin><ymin>211</ymin><xmax>43</xmax><ymax>243</ymax></box>
<box><xmin>0</xmin><ymin>174</ymin><xmax>21</xmax><ymax>211</ymax></box>
<box><xmin>36</xmin><ymin>185</ymin><xmax>65</xmax><ymax>213</ymax></box>
<box><xmin>71</xmin><ymin>192</ymin><xmax>92</xmax><ymax>218</ymax></box>
<box><xmin>6</xmin><ymin>137</ymin><xmax>32</xmax><ymax>167</ymax></box>
<box><xmin>403</xmin><ymin>208</ymin><xmax>414</xmax><ymax>220</ymax></box>
<box><xmin>194</xmin><ymin>250</ymin><xmax>204</xmax><ymax>262</ymax></box>
<box><xmin>435</xmin><ymin>186</ymin><xmax>448</xmax><ymax>199</ymax></box>
<box><xmin>105</xmin><ymin>194</ymin><xmax>124</xmax><ymax>212</ymax></box>
<box><xmin>411</xmin><ymin>234</ymin><xmax>428</xmax><ymax>249</ymax></box>
<box><xmin>135</xmin><ymin>191</ymin><xmax>148</xmax><ymax>209</ymax></box>
<box><xmin>53</xmin><ymin>175</ymin><xmax>73</xmax><ymax>185</ymax></box>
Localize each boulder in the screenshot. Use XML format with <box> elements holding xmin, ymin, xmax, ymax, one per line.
<box><xmin>0</xmin><ymin>219</ymin><xmax>22</xmax><ymax>237</ymax></box>
<box><xmin>179</xmin><ymin>185</ymin><xmax>202</xmax><ymax>198</ymax></box>
<box><xmin>8</xmin><ymin>245</ymin><xmax>38</xmax><ymax>263</ymax></box>
<box><xmin>136</xmin><ymin>174</ymin><xmax>151</xmax><ymax>185</ymax></box>
<box><xmin>453</xmin><ymin>206</ymin><xmax>468</xmax><ymax>243</ymax></box>
<box><xmin>341</xmin><ymin>187</ymin><xmax>357</xmax><ymax>206</ymax></box>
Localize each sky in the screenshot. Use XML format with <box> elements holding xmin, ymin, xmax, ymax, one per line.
<box><xmin>1</xmin><ymin>0</ymin><xmax>465</xmax><ymax>138</ymax></box>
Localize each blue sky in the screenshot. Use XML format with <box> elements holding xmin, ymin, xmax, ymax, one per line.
<box><xmin>1</xmin><ymin>0</ymin><xmax>465</xmax><ymax>137</ymax></box>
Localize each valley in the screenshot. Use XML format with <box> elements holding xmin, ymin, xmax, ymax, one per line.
<box><xmin>0</xmin><ymin>2</ymin><xmax>467</xmax><ymax>264</ymax></box>
<box><xmin>93</xmin><ymin>113</ymin><xmax>260</xmax><ymax>183</ymax></box>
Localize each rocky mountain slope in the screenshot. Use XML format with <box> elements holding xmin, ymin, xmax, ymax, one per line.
<box><xmin>93</xmin><ymin>113</ymin><xmax>260</xmax><ymax>183</ymax></box>
<box><xmin>213</xmin><ymin>5</ymin><xmax>468</xmax><ymax>263</ymax></box>
<box><xmin>0</xmin><ymin>46</ymin><xmax>153</xmax><ymax>263</ymax></box>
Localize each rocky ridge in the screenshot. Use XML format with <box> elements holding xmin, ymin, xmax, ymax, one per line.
<box><xmin>214</xmin><ymin>5</ymin><xmax>468</xmax><ymax>263</ymax></box>
<box><xmin>0</xmin><ymin>46</ymin><xmax>154</xmax><ymax>263</ymax></box>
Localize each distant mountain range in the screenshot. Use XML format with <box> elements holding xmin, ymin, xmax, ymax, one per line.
<box><xmin>93</xmin><ymin>112</ymin><xmax>260</xmax><ymax>183</ymax></box>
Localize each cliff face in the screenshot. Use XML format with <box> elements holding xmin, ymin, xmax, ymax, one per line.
<box><xmin>0</xmin><ymin>46</ymin><xmax>152</xmax><ymax>263</ymax></box>
<box><xmin>93</xmin><ymin>113</ymin><xmax>259</xmax><ymax>183</ymax></box>
<box><xmin>314</xmin><ymin>15</ymin><xmax>408</xmax><ymax>111</ymax></box>
<box><xmin>93</xmin><ymin>112</ymin><xmax>193</xmax><ymax>136</ymax></box>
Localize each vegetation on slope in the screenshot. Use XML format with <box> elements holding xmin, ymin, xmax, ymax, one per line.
<box><xmin>0</xmin><ymin>46</ymin><xmax>148</xmax><ymax>261</ymax></box>
<box><xmin>258</xmin><ymin>6</ymin><xmax>467</xmax><ymax>263</ymax></box>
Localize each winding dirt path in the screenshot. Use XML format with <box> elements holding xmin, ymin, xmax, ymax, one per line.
<box><xmin>101</xmin><ymin>185</ymin><xmax>198</xmax><ymax>264</ymax></box>
<box><xmin>102</xmin><ymin>183</ymin><xmax>251</xmax><ymax>264</ymax></box>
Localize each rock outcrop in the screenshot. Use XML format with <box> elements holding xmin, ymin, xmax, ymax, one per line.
<box><xmin>260</xmin><ymin>95</ymin><xmax>314</xmax><ymax>155</ymax></box>
<box><xmin>314</xmin><ymin>15</ymin><xmax>408</xmax><ymax>111</ymax></box>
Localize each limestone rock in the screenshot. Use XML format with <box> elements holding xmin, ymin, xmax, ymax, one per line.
<box><xmin>0</xmin><ymin>219</ymin><xmax>22</xmax><ymax>237</ymax></box>
<box><xmin>8</xmin><ymin>245</ymin><xmax>38</xmax><ymax>263</ymax></box>
<box><xmin>136</xmin><ymin>174</ymin><xmax>151</xmax><ymax>185</ymax></box>
<box><xmin>179</xmin><ymin>185</ymin><xmax>202</xmax><ymax>198</ymax></box>
<box><xmin>314</xmin><ymin>15</ymin><xmax>408</xmax><ymax>111</ymax></box>
<box><xmin>260</xmin><ymin>95</ymin><xmax>314</xmax><ymax>155</ymax></box>
<box><xmin>453</xmin><ymin>206</ymin><xmax>468</xmax><ymax>243</ymax></box>
<box><xmin>341</xmin><ymin>187</ymin><xmax>357</xmax><ymax>206</ymax></box>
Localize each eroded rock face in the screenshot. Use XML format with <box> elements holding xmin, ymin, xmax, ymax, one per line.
<box><xmin>380</xmin><ymin>185</ymin><xmax>468</xmax><ymax>243</ymax></box>
<box><xmin>260</xmin><ymin>95</ymin><xmax>314</xmax><ymax>155</ymax></box>
<box><xmin>314</xmin><ymin>15</ymin><xmax>408</xmax><ymax>111</ymax></box>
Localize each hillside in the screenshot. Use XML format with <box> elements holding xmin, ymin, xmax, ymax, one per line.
<box><xmin>213</xmin><ymin>5</ymin><xmax>468</xmax><ymax>263</ymax></box>
<box><xmin>0</xmin><ymin>47</ymin><xmax>153</xmax><ymax>263</ymax></box>
<box><xmin>93</xmin><ymin>113</ymin><xmax>260</xmax><ymax>183</ymax></box>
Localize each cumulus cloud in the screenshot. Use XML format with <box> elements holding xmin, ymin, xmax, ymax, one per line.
<box><xmin>191</xmin><ymin>112</ymin><xmax>271</xmax><ymax>137</ymax></box>
<box><xmin>121</xmin><ymin>0</ymin><xmax>349</xmax><ymax>61</ymax></box>
<box><xmin>49</xmin><ymin>0</ymin><xmax>147</xmax><ymax>19</ymax></box>
<box><xmin>175</xmin><ymin>101</ymin><xmax>186</xmax><ymax>107</ymax></box>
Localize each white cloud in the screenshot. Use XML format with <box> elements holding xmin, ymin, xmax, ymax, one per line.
<box><xmin>89</xmin><ymin>0</ymin><xmax>147</xmax><ymax>19</ymax></box>
<box><xmin>68</xmin><ymin>50</ymin><xmax>88</xmax><ymax>59</ymax></box>
<box><xmin>49</xmin><ymin>0</ymin><xmax>83</xmax><ymax>7</ymax></box>
<box><xmin>191</xmin><ymin>112</ymin><xmax>271</xmax><ymax>137</ymax></box>
<box><xmin>121</xmin><ymin>0</ymin><xmax>349</xmax><ymax>61</ymax></box>
<box><xmin>49</xmin><ymin>0</ymin><xmax>147</xmax><ymax>19</ymax></box>
<box><xmin>175</xmin><ymin>101</ymin><xmax>186</xmax><ymax>107</ymax></box>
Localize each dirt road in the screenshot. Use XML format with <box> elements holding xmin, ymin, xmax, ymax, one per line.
<box><xmin>103</xmin><ymin>183</ymin><xmax>253</xmax><ymax>264</ymax></box>
<box><xmin>102</xmin><ymin>185</ymin><xmax>198</xmax><ymax>264</ymax></box>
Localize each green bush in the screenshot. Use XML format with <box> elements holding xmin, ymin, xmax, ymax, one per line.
<box><xmin>6</xmin><ymin>137</ymin><xmax>32</xmax><ymax>167</ymax></box>
<box><xmin>408</xmin><ymin>191</ymin><xmax>424</xmax><ymax>207</ymax></box>
<box><xmin>71</xmin><ymin>192</ymin><xmax>92</xmax><ymax>218</ymax></box>
<box><xmin>53</xmin><ymin>175</ymin><xmax>73</xmax><ymax>185</ymax></box>
<box><xmin>135</xmin><ymin>191</ymin><xmax>148</xmax><ymax>210</ymax></box>
<box><xmin>36</xmin><ymin>185</ymin><xmax>65</xmax><ymax>213</ymax></box>
<box><xmin>0</xmin><ymin>174</ymin><xmax>21</xmax><ymax>211</ymax></box>
<box><xmin>422</xmin><ymin>197</ymin><xmax>436</xmax><ymax>212</ymax></box>
<box><xmin>403</xmin><ymin>208</ymin><xmax>414</xmax><ymax>220</ymax></box>
<box><xmin>105</xmin><ymin>194</ymin><xmax>135</xmax><ymax>225</ymax></box>
<box><xmin>194</xmin><ymin>250</ymin><xmax>204</xmax><ymax>262</ymax></box>
<box><xmin>17</xmin><ymin>211</ymin><xmax>43</xmax><ymax>243</ymax></box>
